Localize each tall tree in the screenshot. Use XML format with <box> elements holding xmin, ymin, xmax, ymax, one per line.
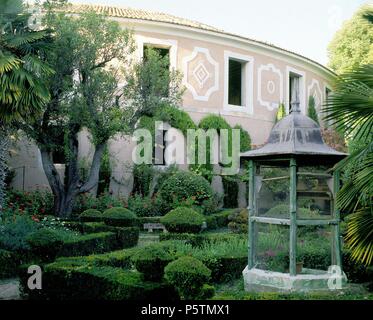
<box><xmin>328</xmin><ymin>5</ymin><xmax>373</xmax><ymax>74</ymax></box>
<box><xmin>20</xmin><ymin>6</ymin><xmax>135</xmax><ymax>217</ymax></box>
<box><xmin>0</xmin><ymin>0</ymin><xmax>52</xmax><ymax>210</ymax></box>
<box><xmin>324</xmin><ymin>64</ymin><xmax>373</xmax><ymax>266</ymax></box>
<box><xmin>123</xmin><ymin>47</ymin><xmax>184</xmax><ymax>123</ymax></box>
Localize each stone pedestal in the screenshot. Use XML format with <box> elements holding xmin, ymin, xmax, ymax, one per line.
<box><xmin>242</xmin><ymin>266</ymin><xmax>347</xmax><ymax>293</ymax></box>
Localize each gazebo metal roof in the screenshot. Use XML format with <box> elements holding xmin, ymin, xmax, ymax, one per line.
<box><xmin>241</xmin><ymin>106</ymin><xmax>347</xmax><ymax>166</ymax></box>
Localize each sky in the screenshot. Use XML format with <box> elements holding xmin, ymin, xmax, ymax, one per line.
<box><xmin>69</xmin><ymin>0</ymin><xmax>371</xmax><ymax>66</ymax></box>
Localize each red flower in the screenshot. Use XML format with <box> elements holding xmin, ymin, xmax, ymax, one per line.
<box><xmin>31</xmin><ymin>215</ymin><xmax>40</xmax><ymax>222</ymax></box>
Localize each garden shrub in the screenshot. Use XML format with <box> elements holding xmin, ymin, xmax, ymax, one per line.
<box><xmin>160</xmin><ymin>207</ymin><xmax>204</xmax><ymax>233</ymax></box>
<box><xmin>73</xmin><ymin>193</ymin><xmax>126</xmax><ymax>215</ymax></box>
<box><xmin>0</xmin><ymin>215</ymin><xmax>39</xmax><ymax>251</ymax></box>
<box><xmin>343</xmin><ymin>250</ymin><xmax>373</xmax><ymax>287</ymax></box>
<box><xmin>103</xmin><ymin>207</ymin><xmax>138</xmax><ymax>227</ymax></box>
<box><xmin>199</xmin><ymin>284</ymin><xmax>215</xmax><ymax>299</ymax></box>
<box><xmin>0</xmin><ymin>249</ymin><xmax>19</xmax><ymax>278</ymax></box>
<box><xmin>179</xmin><ymin>236</ymin><xmax>247</xmax><ymax>282</ymax></box>
<box><xmin>58</xmin><ymin>232</ymin><xmax>118</xmax><ymax>257</ymax></box>
<box><xmin>19</xmin><ymin>262</ymin><xmax>178</xmax><ymax>300</ymax></box>
<box><xmin>228</xmin><ymin>209</ymin><xmax>248</xmax><ymax>233</ymax></box>
<box><xmin>137</xmin><ymin>216</ymin><xmax>162</xmax><ymax>225</ymax></box>
<box><xmin>265</xmin><ymin>204</ymin><xmax>317</xmax><ymax>219</ymax></box>
<box><xmin>128</xmin><ymin>194</ymin><xmax>165</xmax><ymax>217</ymax></box>
<box><xmin>164</xmin><ymin>256</ymin><xmax>211</xmax><ymax>299</ymax></box>
<box><xmin>132</xmin><ymin>244</ymin><xmax>173</xmax><ymax>281</ymax></box>
<box><xmin>132</xmin><ymin>164</ymin><xmax>156</xmax><ymax>196</ymax></box>
<box><xmin>79</xmin><ymin>209</ymin><xmax>103</xmax><ymax>222</ymax></box>
<box><xmin>26</xmin><ymin>228</ymin><xmax>64</xmax><ymax>262</ymax></box>
<box><xmin>5</xmin><ymin>190</ymin><xmax>53</xmax><ymax>216</ymax></box>
<box><xmin>81</xmin><ymin>223</ymin><xmax>139</xmax><ymax>248</ymax></box>
<box><xmin>116</xmin><ymin>227</ymin><xmax>140</xmax><ymax>248</ymax></box>
<box><xmin>205</xmin><ymin>209</ymin><xmax>236</xmax><ymax>230</ymax></box>
<box><xmin>159</xmin><ymin>171</ymin><xmax>213</xmax><ymax>211</ymax></box>
<box><xmin>159</xmin><ymin>233</ymin><xmax>207</xmax><ymax>247</ymax></box>
<box><xmin>82</xmin><ymin>222</ymin><xmax>111</xmax><ymax>233</ymax></box>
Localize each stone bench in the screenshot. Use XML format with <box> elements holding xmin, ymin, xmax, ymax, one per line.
<box><xmin>143</xmin><ymin>223</ymin><xmax>167</xmax><ymax>233</ymax></box>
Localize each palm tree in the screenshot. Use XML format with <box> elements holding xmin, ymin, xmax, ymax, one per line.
<box><xmin>323</xmin><ymin>63</ymin><xmax>373</xmax><ymax>266</ymax></box>
<box><xmin>0</xmin><ymin>0</ymin><xmax>53</xmax><ymax>209</ymax></box>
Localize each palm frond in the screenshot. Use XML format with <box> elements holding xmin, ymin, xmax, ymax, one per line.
<box><xmin>345</xmin><ymin>207</ymin><xmax>373</xmax><ymax>266</ymax></box>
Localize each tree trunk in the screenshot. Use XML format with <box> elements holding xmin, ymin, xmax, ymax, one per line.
<box><xmin>40</xmin><ymin>146</ymin><xmax>67</xmax><ymax>217</ymax></box>
<box><xmin>40</xmin><ymin>138</ymin><xmax>107</xmax><ymax>218</ymax></box>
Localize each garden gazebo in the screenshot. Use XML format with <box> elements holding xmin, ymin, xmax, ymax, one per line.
<box><xmin>240</xmin><ymin>103</ymin><xmax>348</xmax><ymax>292</ymax></box>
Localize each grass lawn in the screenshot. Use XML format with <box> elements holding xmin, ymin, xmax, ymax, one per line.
<box><xmin>213</xmin><ymin>278</ymin><xmax>373</xmax><ymax>300</ymax></box>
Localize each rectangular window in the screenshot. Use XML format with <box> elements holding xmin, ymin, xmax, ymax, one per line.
<box><xmin>143</xmin><ymin>45</ymin><xmax>170</xmax><ymax>69</ymax></box>
<box><xmin>289</xmin><ymin>73</ymin><xmax>301</xmax><ymax>112</ymax></box>
<box><xmin>228</xmin><ymin>59</ymin><xmax>244</xmax><ymax>106</ymax></box>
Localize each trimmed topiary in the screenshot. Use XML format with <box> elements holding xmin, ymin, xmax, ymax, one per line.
<box><xmin>265</xmin><ymin>204</ymin><xmax>317</xmax><ymax>219</ymax></box>
<box><xmin>160</xmin><ymin>207</ymin><xmax>204</xmax><ymax>233</ymax></box>
<box><xmin>159</xmin><ymin>171</ymin><xmax>213</xmax><ymax>208</ymax></box>
<box><xmin>103</xmin><ymin>207</ymin><xmax>138</xmax><ymax>227</ymax></box>
<box><xmin>132</xmin><ymin>244</ymin><xmax>173</xmax><ymax>281</ymax></box>
<box><xmin>80</xmin><ymin>209</ymin><xmax>103</xmax><ymax>222</ymax></box>
<box><xmin>164</xmin><ymin>256</ymin><xmax>211</xmax><ymax>299</ymax></box>
<box><xmin>26</xmin><ymin>228</ymin><xmax>64</xmax><ymax>262</ymax></box>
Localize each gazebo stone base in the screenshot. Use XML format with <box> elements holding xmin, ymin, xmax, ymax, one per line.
<box><xmin>242</xmin><ymin>266</ymin><xmax>347</xmax><ymax>293</ymax></box>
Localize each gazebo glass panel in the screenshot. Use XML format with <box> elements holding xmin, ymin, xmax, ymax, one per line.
<box><xmin>297</xmin><ymin>168</ymin><xmax>333</xmax><ymax>220</ymax></box>
<box><xmin>256</xmin><ymin>166</ymin><xmax>290</xmax><ymax>219</ymax></box>
<box><xmin>255</xmin><ymin>224</ymin><xmax>289</xmax><ymax>272</ymax></box>
<box><xmin>296</xmin><ymin>225</ymin><xmax>332</xmax><ymax>272</ymax></box>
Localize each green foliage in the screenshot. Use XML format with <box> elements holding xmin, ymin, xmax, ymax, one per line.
<box><xmin>123</xmin><ymin>47</ymin><xmax>184</xmax><ymax>119</ymax></box>
<box><xmin>73</xmin><ymin>193</ymin><xmax>126</xmax><ymax>214</ymax></box>
<box><xmin>160</xmin><ymin>207</ymin><xmax>204</xmax><ymax>234</ymax></box>
<box><xmin>0</xmin><ymin>0</ymin><xmax>53</xmax><ymax>124</ymax></box>
<box><xmin>153</xmin><ymin>104</ymin><xmax>197</xmax><ymax>136</ymax></box>
<box><xmin>26</xmin><ymin>228</ymin><xmax>63</xmax><ymax>261</ymax></box>
<box><xmin>127</xmin><ymin>194</ymin><xmax>165</xmax><ymax>217</ymax></box>
<box><xmin>0</xmin><ymin>215</ymin><xmax>39</xmax><ymax>251</ymax></box>
<box><xmin>328</xmin><ymin>5</ymin><xmax>373</xmax><ymax>74</ymax></box>
<box><xmin>5</xmin><ymin>190</ymin><xmax>54</xmax><ymax>216</ymax></box>
<box><xmin>170</xmin><ymin>235</ymin><xmax>247</xmax><ymax>282</ymax></box>
<box><xmin>102</xmin><ymin>207</ymin><xmax>138</xmax><ymax>227</ymax></box>
<box><xmin>275</xmin><ymin>103</ymin><xmax>286</xmax><ymax>123</ymax></box>
<box><xmin>0</xmin><ymin>249</ymin><xmax>19</xmax><ymax>278</ymax></box>
<box><xmin>19</xmin><ymin>262</ymin><xmax>177</xmax><ymax>300</ymax></box>
<box><xmin>132</xmin><ymin>164</ymin><xmax>156</xmax><ymax>196</ymax></box>
<box><xmin>323</xmin><ymin>64</ymin><xmax>373</xmax><ymax>265</ymax></box>
<box><xmin>58</xmin><ymin>232</ymin><xmax>118</xmax><ymax>257</ymax></box>
<box><xmin>132</xmin><ymin>244</ymin><xmax>173</xmax><ymax>281</ymax></box>
<box><xmin>205</xmin><ymin>209</ymin><xmax>236</xmax><ymax>230</ymax></box>
<box><xmin>115</xmin><ymin>227</ymin><xmax>140</xmax><ymax>248</ymax></box>
<box><xmin>97</xmin><ymin>146</ymin><xmax>112</xmax><ymax>195</ymax></box>
<box><xmin>81</xmin><ymin>223</ymin><xmax>139</xmax><ymax>248</ymax></box>
<box><xmin>80</xmin><ymin>209</ymin><xmax>103</xmax><ymax>222</ymax></box>
<box><xmin>264</xmin><ymin>204</ymin><xmax>318</xmax><ymax>219</ymax></box>
<box><xmin>234</xmin><ymin>124</ymin><xmax>251</xmax><ymax>152</ymax></box>
<box><xmin>159</xmin><ymin>171</ymin><xmax>213</xmax><ymax>211</ymax></box>
<box><xmin>228</xmin><ymin>209</ymin><xmax>248</xmax><ymax>234</ymax></box>
<box><xmin>164</xmin><ymin>256</ymin><xmax>211</xmax><ymax>299</ymax></box>
<box><xmin>307</xmin><ymin>95</ymin><xmax>319</xmax><ymax>124</ymax></box>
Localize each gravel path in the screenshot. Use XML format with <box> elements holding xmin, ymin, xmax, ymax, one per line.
<box><xmin>0</xmin><ymin>278</ymin><xmax>21</xmax><ymax>300</ymax></box>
